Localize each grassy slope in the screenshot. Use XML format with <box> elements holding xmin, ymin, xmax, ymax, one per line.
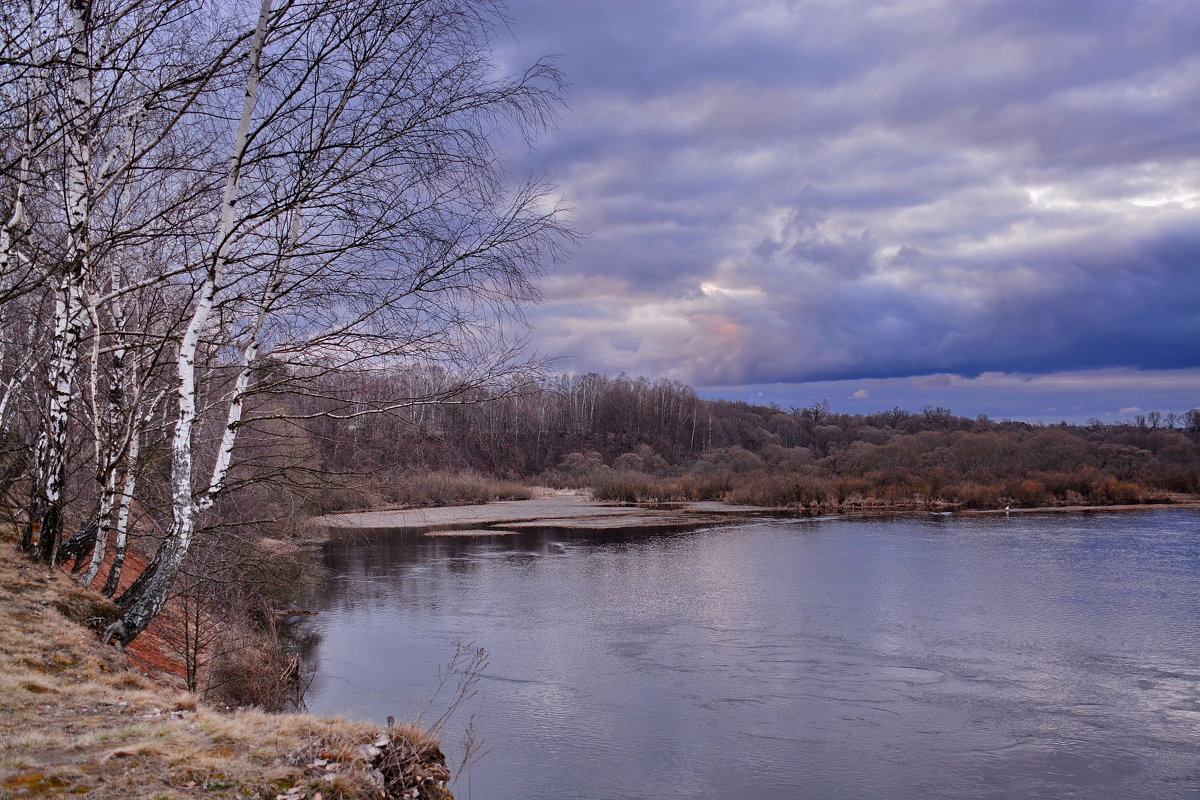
<box><xmin>0</xmin><ymin>527</ymin><xmax>449</xmax><ymax>800</ymax></box>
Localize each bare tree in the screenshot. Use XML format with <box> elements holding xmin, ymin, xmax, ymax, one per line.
<box><xmin>112</xmin><ymin>0</ymin><xmax>568</xmax><ymax>641</ymax></box>
<box><xmin>0</xmin><ymin>0</ymin><xmax>59</xmax><ymax>307</ymax></box>
<box><xmin>1</xmin><ymin>0</ymin><xmax>568</xmax><ymax>642</ymax></box>
<box><xmin>21</xmin><ymin>0</ymin><xmax>94</xmax><ymax>563</ymax></box>
<box><xmin>8</xmin><ymin>0</ymin><xmax>247</xmax><ymax>562</ymax></box>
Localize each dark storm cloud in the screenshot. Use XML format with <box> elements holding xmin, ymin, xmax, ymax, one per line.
<box><xmin>500</xmin><ymin>0</ymin><xmax>1200</xmax><ymax>387</ymax></box>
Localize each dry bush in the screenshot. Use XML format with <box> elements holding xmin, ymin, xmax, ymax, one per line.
<box><xmin>664</xmin><ymin>472</ymin><xmax>733</xmax><ymax>501</ymax></box>
<box><xmin>389</xmin><ymin>471</ymin><xmax>533</xmax><ymax>507</ymax></box>
<box><xmin>724</xmin><ymin>472</ymin><xmax>828</xmax><ymax>507</ymax></box>
<box><xmin>692</xmin><ymin>446</ymin><xmax>765</xmax><ymax>475</ymax></box>
<box><xmin>1035</xmin><ymin>470</ymin><xmax>1094</xmax><ymax>500</ymax></box>
<box><xmin>541</xmin><ymin>451</ymin><xmax>610</xmax><ymax>489</ymax></box>
<box><xmin>1013</xmin><ymin>479</ymin><xmax>1049</xmax><ymax>508</ymax></box>
<box><xmin>203</xmin><ymin>633</ymin><xmax>302</xmax><ymax>711</ymax></box>
<box><xmin>831</xmin><ymin>476</ymin><xmax>870</xmax><ymax>506</ymax></box>
<box><xmin>874</xmin><ymin>476</ymin><xmax>929</xmax><ymax>507</ymax></box>
<box><xmin>378</xmin><ymin>729</ymin><xmax>452</xmax><ymax>800</ymax></box>
<box><xmin>943</xmin><ymin>481</ymin><xmax>1002</xmax><ymax>509</ymax></box>
<box><xmin>590</xmin><ymin>471</ymin><xmax>662</xmax><ymax>502</ymax></box>
<box><xmin>185</xmin><ymin>585</ymin><xmax>308</xmax><ymax>711</ymax></box>
<box><xmin>1146</xmin><ymin>465</ymin><xmax>1200</xmax><ymax>493</ymax></box>
<box><xmin>1089</xmin><ymin>476</ymin><xmax>1144</xmax><ymax>504</ymax></box>
<box><xmin>722</xmin><ymin>474</ymin><xmax>778</xmax><ymax>506</ymax></box>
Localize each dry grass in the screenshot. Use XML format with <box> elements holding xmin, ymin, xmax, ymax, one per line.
<box><xmin>0</xmin><ymin>528</ymin><xmax>451</xmax><ymax>800</ymax></box>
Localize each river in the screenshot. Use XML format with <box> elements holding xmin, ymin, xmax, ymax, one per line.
<box><xmin>302</xmin><ymin>509</ymin><xmax>1200</xmax><ymax>799</ymax></box>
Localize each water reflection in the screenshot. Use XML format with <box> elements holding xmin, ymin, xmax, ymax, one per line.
<box><xmin>304</xmin><ymin>510</ymin><xmax>1200</xmax><ymax>800</ymax></box>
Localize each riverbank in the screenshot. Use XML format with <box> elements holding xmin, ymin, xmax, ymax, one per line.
<box><xmin>0</xmin><ymin>528</ymin><xmax>452</xmax><ymax>800</ymax></box>
<box><xmin>317</xmin><ymin>490</ymin><xmax>1200</xmax><ymax>535</ymax></box>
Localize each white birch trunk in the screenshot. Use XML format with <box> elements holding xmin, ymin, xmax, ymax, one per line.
<box><xmin>81</xmin><ymin>467</ymin><xmax>117</xmax><ymax>585</ymax></box>
<box><xmin>118</xmin><ymin>0</ymin><xmax>274</xmax><ymax>639</ymax></box>
<box><xmin>0</xmin><ymin>21</ymin><xmax>44</xmax><ymax>303</ymax></box>
<box><xmin>102</xmin><ymin>412</ymin><xmax>142</xmax><ymax>596</ymax></box>
<box><xmin>0</xmin><ymin>112</ymin><xmax>34</xmax><ymax>292</ymax></box>
<box><xmin>30</xmin><ymin>0</ymin><xmax>92</xmax><ymax>563</ymax></box>
<box><xmin>82</xmin><ymin>252</ymin><xmax>132</xmax><ymax>585</ymax></box>
<box><xmin>32</xmin><ymin>274</ymin><xmax>88</xmax><ymax>562</ymax></box>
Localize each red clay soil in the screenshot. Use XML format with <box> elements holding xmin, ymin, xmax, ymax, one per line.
<box><xmin>64</xmin><ymin>521</ymin><xmax>188</xmax><ymax>685</ymax></box>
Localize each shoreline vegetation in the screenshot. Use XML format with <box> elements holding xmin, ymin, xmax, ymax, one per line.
<box><xmin>298</xmin><ymin>377</ymin><xmax>1200</xmax><ymax>520</ymax></box>
<box><xmin>0</xmin><ymin>525</ymin><xmax>453</xmax><ymax>800</ymax></box>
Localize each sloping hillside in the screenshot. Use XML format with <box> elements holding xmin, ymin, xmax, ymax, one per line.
<box><xmin>0</xmin><ymin>527</ymin><xmax>452</xmax><ymax>800</ymax></box>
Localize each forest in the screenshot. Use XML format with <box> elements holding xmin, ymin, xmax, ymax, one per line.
<box><xmin>277</xmin><ymin>370</ymin><xmax>1200</xmax><ymax>512</ymax></box>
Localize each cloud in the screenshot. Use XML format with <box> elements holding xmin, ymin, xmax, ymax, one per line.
<box><xmin>698</xmin><ymin>368</ymin><xmax>1200</xmax><ymax>424</ymax></box>
<box><xmin>913</xmin><ymin>375</ymin><xmax>954</xmax><ymax>390</ymax></box>
<box><xmin>503</xmin><ymin>0</ymin><xmax>1200</xmax><ymax>389</ymax></box>
<box><xmin>848</xmin><ymin>389</ymin><xmax>870</xmax><ymax>399</ymax></box>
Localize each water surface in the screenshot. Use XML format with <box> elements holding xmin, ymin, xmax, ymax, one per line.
<box><xmin>303</xmin><ymin>510</ymin><xmax>1200</xmax><ymax>799</ymax></box>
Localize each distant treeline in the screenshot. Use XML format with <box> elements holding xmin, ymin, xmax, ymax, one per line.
<box><xmin>6</xmin><ymin>369</ymin><xmax>1194</xmax><ymax>517</ymax></box>
<box><xmin>295</xmin><ymin>372</ymin><xmax>1200</xmax><ymax>511</ymax></box>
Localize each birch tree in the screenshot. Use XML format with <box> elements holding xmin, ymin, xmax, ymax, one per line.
<box><xmin>7</xmin><ymin>0</ymin><xmax>248</xmax><ymax>563</ymax></box>
<box><xmin>0</xmin><ymin>0</ymin><xmax>58</xmax><ymax>308</ymax></box>
<box><xmin>112</xmin><ymin>0</ymin><xmax>569</xmax><ymax>641</ymax></box>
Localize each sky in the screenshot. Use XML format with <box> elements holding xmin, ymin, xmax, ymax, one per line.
<box><xmin>495</xmin><ymin>0</ymin><xmax>1199</xmax><ymax>423</ymax></box>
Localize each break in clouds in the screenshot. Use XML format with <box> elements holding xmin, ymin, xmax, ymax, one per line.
<box><xmin>499</xmin><ymin>0</ymin><xmax>1200</xmax><ymax>387</ymax></box>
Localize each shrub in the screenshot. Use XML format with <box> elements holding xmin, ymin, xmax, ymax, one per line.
<box><xmin>204</xmin><ymin>637</ymin><xmax>302</xmax><ymax>711</ymax></box>
<box><xmin>944</xmin><ymin>481</ymin><xmax>1002</xmax><ymax>509</ymax></box>
<box><xmin>611</xmin><ymin>452</ymin><xmax>646</xmax><ymax>472</ymax></box>
<box><xmin>662</xmin><ymin>472</ymin><xmax>733</xmax><ymax>501</ymax></box>
<box><xmin>1146</xmin><ymin>465</ymin><xmax>1200</xmax><ymax>493</ymax></box>
<box><xmin>832</xmin><ymin>476</ymin><xmax>869</xmax><ymax>506</ymax></box>
<box><xmin>692</xmin><ymin>446</ymin><xmax>763</xmax><ymax>475</ymax></box>
<box><xmin>591</xmin><ymin>471</ymin><xmax>662</xmax><ymax>503</ymax></box>
<box><xmin>1089</xmin><ymin>476</ymin><xmax>1144</xmax><ymax>504</ymax></box>
<box><xmin>876</xmin><ymin>478</ymin><xmax>927</xmax><ymax>507</ymax></box>
<box><xmin>1013</xmin><ymin>479</ymin><xmax>1048</xmax><ymax>508</ymax></box>
<box><xmin>724</xmin><ymin>473</ymin><xmax>790</xmax><ymax>506</ymax></box>
<box><xmin>725</xmin><ymin>472</ymin><xmax>831</xmax><ymax>507</ymax></box>
<box><xmin>1036</xmin><ymin>470</ymin><xmax>1092</xmax><ymax>501</ymax></box>
<box><xmin>390</xmin><ymin>471</ymin><xmax>533</xmax><ymax>507</ymax></box>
